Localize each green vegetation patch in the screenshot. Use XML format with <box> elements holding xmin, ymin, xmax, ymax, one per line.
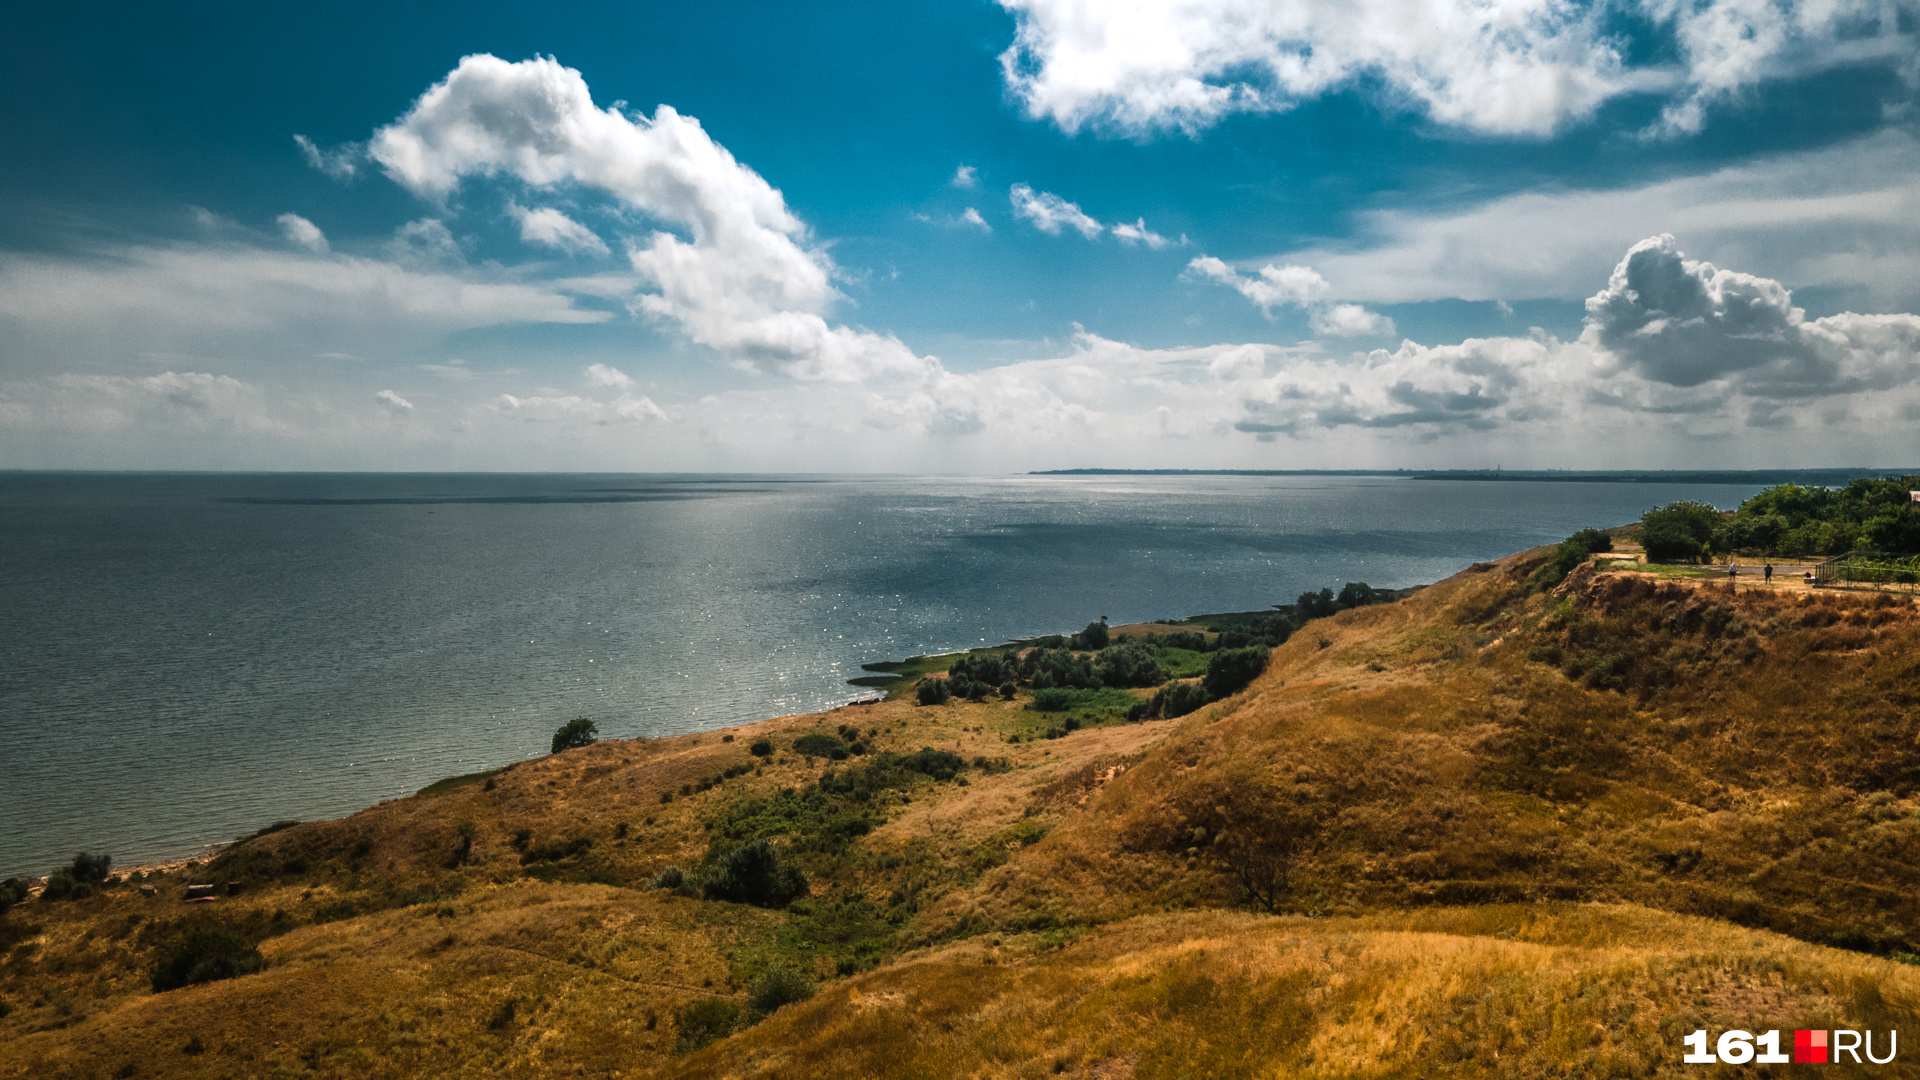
<box><xmin>417</xmin><ymin>769</ymin><xmax>501</xmax><ymax>797</ymax></box>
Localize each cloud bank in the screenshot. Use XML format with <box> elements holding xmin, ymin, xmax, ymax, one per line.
<box><xmin>997</xmin><ymin>0</ymin><xmax>1917</xmax><ymax>137</ymax></box>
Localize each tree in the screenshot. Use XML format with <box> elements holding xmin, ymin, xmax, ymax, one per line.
<box><xmin>699</xmin><ymin>840</ymin><xmax>808</xmax><ymax>908</ymax></box>
<box><xmin>1069</xmin><ymin>619</ymin><xmax>1110</xmax><ymax>651</ymax></box>
<box><xmin>1093</xmin><ymin>639</ymin><xmax>1165</xmax><ymax>688</ymax></box>
<box><xmin>1640</xmin><ymin>501</ymin><xmax>1721</xmax><ymax>563</ymax></box>
<box><xmin>550</xmin><ymin>717</ymin><xmax>598</xmax><ymax>754</ymax></box>
<box><xmin>1202</xmin><ymin>647</ymin><xmax>1271</xmax><ymax>700</ymax></box>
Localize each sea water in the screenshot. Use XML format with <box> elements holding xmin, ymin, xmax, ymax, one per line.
<box><xmin>0</xmin><ymin>471</ymin><xmax>1767</xmax><ymax>878</ymax></box>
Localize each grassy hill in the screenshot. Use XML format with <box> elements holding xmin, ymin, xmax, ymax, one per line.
<box><xmin>6</xmin><ymin>548</ymin><xmax>1920</xmax><ymax>1078</ymax></box>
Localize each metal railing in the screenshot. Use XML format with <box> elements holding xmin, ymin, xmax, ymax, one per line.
<box><xmin>1813</xmin><ymin>550</ymin><xmax>1920</xmax><ymax>587</ymax></box>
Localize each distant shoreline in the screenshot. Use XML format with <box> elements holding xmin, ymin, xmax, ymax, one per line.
<box><xmin>1029</xmin><ymin>468</ymin><xmax>1916</xmax><ymax>485</ymax></box>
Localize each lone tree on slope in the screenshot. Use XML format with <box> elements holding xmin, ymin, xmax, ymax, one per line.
<box><xmin>551</xmin><ymin>717</ymin><xmax>598</xmax><ymax>754</ymax></box>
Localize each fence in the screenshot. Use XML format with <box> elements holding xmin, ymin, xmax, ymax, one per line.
<box><xmin>1813</xmin><ymin>551</ymin><xmax>1920</xmax><ymax>588</ymax></box>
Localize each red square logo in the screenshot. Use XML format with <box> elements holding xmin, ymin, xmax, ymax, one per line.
<box><xmin>1796</xmin><ymin>1029</ymin><xmax>1828</xmax><ymax>1064</ymax></box>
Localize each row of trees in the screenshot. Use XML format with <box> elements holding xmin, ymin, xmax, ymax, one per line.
<box><xmin>1640</xmin><ymin>478</ymin><xmax>1920</xmax><ymax>562</ymax></box>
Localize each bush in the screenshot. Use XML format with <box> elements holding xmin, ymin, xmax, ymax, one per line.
<box><xmin>1093</xmin><ymin>639</ymin><xmax>1165</xmax><ymax>688</ymax></box>
<box><xmin>674</xmin><ymin>998</ymin><xmax>741</xmax><ymax>1053</ymax></box>
<box><xmin>897</xmin><ymin>747</ymin><xmax>965</xmax><ymax>781</ymax></box>
<box><xmin>650</xmin><ymin>866</ymin><xmax>685</xmax><ymax>890</ymax></box>
<box><xmin>914</xmin><ymin>678</ymin><xmax>952</xmax><ymax>706</ymax></box>
<box><xmin>749</xmin><ymin>738</ymin><xmax>773</xmax><ymax>757</ymax></box>
<box><xmin>1153</xmin><ymin>680</ymin><xmax>1211</xmax><ymax>718</ymax></box>
<box><xmin>550</xmin><ymin>717</ymin><xmax>598</xmax><ymax>754</ymax></box>
<box><xmin>1030</xmin><ymin>686</ymin><xmax>1077</xmax><ymax>712</ymax></box>
<box><xmin>1296</xmin><ymin>588</ymin><xmax>1339</xmax><ymax>621</ymax></box>
<box><xmin>699</xmin><ymin>840</ymin><xmax>808</xmax><ymax>908</ymax></box>
<box><xmin>151</xmin><ymin>929</ymin><xmax>267</xmax><ymax>992</ymax></box>
<box><xmin>747</xmin><ymin>965</ymin><xmax>817</xmax><ymax>1014</ymax></box>
<box><xmin>1068</xmin><ymin>620</ymin><xmax>1110</xmax><ymax>651</ymax></box>
<box><xmin>793</xmin><ymin>733</ymin><xmax>846</xmax><ymax>757</ymax></box>
<box><xmin>0</xmin><ymin>877</ymin><xmax>30</xmax><ymax>909</ymax></box>
<box><xmin>1202</xmin><ymin>647</ymin><xmax>1270</xmax><ymax>700</ymax></box>
<box><xmin>1536</xmin><ymin>527</ymin><xmax>1616</xmax><ymax>589</ymax></box>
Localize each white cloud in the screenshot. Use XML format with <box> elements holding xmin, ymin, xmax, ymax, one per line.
<box><xmin>369</xmin><ymin>54</ymin><xmax>934</xmax><ymax>384</ymax></box>
<box><xmin>507</xmin><ymin>203</ymin><xmax>610</xmax><ymax>257</ymax></box>
<box><xmin>1268</xmin><ymin>131</ymin><xmax>1920</xmax><ymax>309</ymax></box>
<box><xmin>1311</xmin><ymin>303</ymin><xmax>1396</xmax><ymax>338</ymax></box>
<box><xmin>1189</xmin><ymin>256</ymin><xmax>1396</xmax><ymax>336</ymax></box>
<box><xmin>1111</xmin><ymin>217</ymin><xmax>1175</xmax><ymax>249</ymax></box>
<box><xmin>293</xmin><ymin>134</ymin><xmax>360</xmax><ymax>179</ymax></box>
<box><xmin>951</xmin><ymin>165</ymin><xmax>980</xmax><ymax>189</ymax></box>
<box><xmin>958</xmin><ymin>207</ymin><xmax>992</xmax><ymax>232</ymax></box>
<box><xmin>1582</xmin><ymin>233</ymin><xmax>1920</xmax><ymax>397</ymax></box>
<box><xmin>387</xmin><ymin>218</ymin><xmax>465</xmax><ymax>266</ymax></box>
<box><xmin>1189</xmin><ymin>256</ymin><xmax>1327</xmax><ymax>309</ymax></box>
<box><xmin>998</xmin><ymin>0</ymin><xmax>1916</xmax><ymax>139</ymax></box>
<box><xmin>585</xmin><ymin>362</ymin><xmax>634</xmax><ymax>390</ymax></box>
<box><xmin>375</xmin><ymin>389</ymin><xmax>415</xmax><ymax>412</ymax></box>
<box><xmin>276</xmin><ymin>213</ymin><xmax>329</xmax><ymax>253</ymax></box>
<box><xmin>495</xmin><ymin>391</ymin><xmax>666</xmax><ymax>424</ymax></box>
<box><xmin>1009</xmin><ymin>183</ymin><xmax>1104</xmax><ymax>239</ymax></box>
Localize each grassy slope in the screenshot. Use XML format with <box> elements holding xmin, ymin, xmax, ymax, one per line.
<box><xmin>7</xmin><ymin>550</ymin><xmax>1920</xmax><ymax>1078</ymax></box>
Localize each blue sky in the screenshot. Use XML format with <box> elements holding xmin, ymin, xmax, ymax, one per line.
<box><xmin>2</xmin><ymin>0</ymin><xmax>1918</xmax><ymax>471</ymax></box>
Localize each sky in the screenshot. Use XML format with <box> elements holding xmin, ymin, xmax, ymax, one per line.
<box><xmin>2</xmin><ymin>0</ymin><xmax>1918</xmax><ymax>472</ymax></box>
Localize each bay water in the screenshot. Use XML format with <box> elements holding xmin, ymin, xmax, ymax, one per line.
<box><xmin>0</xmin><ymin>471</ymin><xmax>1766</xmax><ymax>878</ymax></box>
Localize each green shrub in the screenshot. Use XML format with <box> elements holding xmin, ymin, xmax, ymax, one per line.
<box><xmin>897</xmin><ymin>747</ymin><xmax>965</xmax><ymax>781</ymax></box>
<box><xmin>674</xmin><ymin>998</ymin><xmax>741</xmax><ymax>1052</ymax></box>
<box><xmin>794</xmin><ymin>733</ymin><xmax>846</xmax><ymax>757</ymax></box>
<box><xmin>549</xmin><ymin>717</ymin><xmax>598</xmax><ymax>754</ymax></box>
<box><xmin>914</xmin><ymin>678</ymin><xmax>951</xmax><ymax>706</ymax></box>
<box><xmin>1202</xmin><ymin>646</ymin><xmax>1270</xmax><ymax>700</ymax></box>
<box><xmin>1030</xmin><ymin>686</ymin><xmax>1077</xmax><ymax>712</ymax></box>
<box><xmin>1536</xmin><ymin>527</ymin><xmax>1617</xmax><ymax>589</ymax></box>
<box><xmin>151</xmin><ymin>929</ymin><xmax>267</xmax><ymax>992</ymax></box>
<box><xmin>699</xmin><ymin>840</ymin><xmax>808</xmax><ymax>908</ymax></box>
<box><xmin>746</xmin><ymin>965</ymin><xmax>817</xmax><ymax>1015</ymax></box>
<box><xmin>749</xmin><ymin>738</ymin><xmax>773</xmax><ymax>757</ymax></box>
<box><xmin>42</xmin><ymin>850</ymin><xmax>113</xmax><ymax>900</ymax></box>
<box><xmin>0</xmin><ymin>877</ymin><xmax>30</xmax><ymax>909</ymax></box>
<box><xmin>650</xmin><ymin>866</ymin><xmax>685</xmax><ymax>890</ymax></box>
<box><xmin>1153</xmin><ymin>680</ymin><xmax>1211</xmax><ymax>718</ymax></box>
<box><xmin>1093</xmin><ymin>639</ymin><xmax>1165</xmax><ymax>688</ymax></box>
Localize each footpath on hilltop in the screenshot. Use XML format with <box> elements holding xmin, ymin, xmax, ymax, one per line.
<box><xmin>7</xmin><ymin>479</ymin><xmax>1920</xmax><ymax>1078</ymax></box>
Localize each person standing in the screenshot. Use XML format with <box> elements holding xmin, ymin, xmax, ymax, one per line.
<box><xmin>1764</xmin><ymin>562</ymin><xmax>1773</xmax><ymax>584</ymax></box>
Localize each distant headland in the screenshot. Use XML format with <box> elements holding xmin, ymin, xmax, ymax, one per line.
<box><xmin>1031</xmin><ymin>467</ymin><xmax>1918</xmax><ymax>485</ymax></box>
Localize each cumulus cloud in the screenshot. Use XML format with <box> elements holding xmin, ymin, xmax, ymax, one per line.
<box><xmin>508</xmin><ymin>203</ymin><xmax>610</xmax><ymax>257</ymax></box>
<box><xmin>375</xmin><ymin>388</ymin><xmax>414</xmax><ymax>412</ymax></box>
<box><xmin>951</xmin><ymin>165</ymin><xmax>980</xmax><ymax>189</ymax></box>
<box><xmin>1263</xmin><ymin>131</ymin><xmax>1920</xmax><ymax>308</ymax></box>
<box><xmin>368</xmin><ymin>54</ymin><xmax>934</xmax><ymax>383</ymax></box>
<box><xmin>1111</xmin><ymin>217</ymin><xmax>1176</xmax><ymax>249</ymax></box>
<box><xmin>293</xmin><ymin>134</ymin><xmax>360</xmax><ymax>179</ymax></box>
<box><xmin>1311</xmin><ymin>303</ymin><xmax>1396</xmax><ymax>338</ymax></box>
<box><xmin>276</xmin><ymin>213</ymin><xmax>328</xmax><ymax>253</ymax></box>
<box><xmin>1189</xmin><ymin>256</ymin><xmax>1394</xmax><ymax>336</ymax></box>
<box><xmin>387</xmin><ymin>218</ymin><xmax>466</xmax><ymax>266</ymax></box>
<box><xmin>1009</xmin><ymin>183</ymin><xmax>1104</xmax><ymax>239</ymax></box>
<box><xmin>585</xmin><ymin>362</ymin><xmax>634</xmax><ymax>390</ymax></box>
<box><xmin>1582</xmin><ymin>234</ymin><xmax>1920</xmax><ymax>397</ymax></box>
<box><xmin>997</xmin><ymin>0</ymin><xmax>1916</xmax><ymax>138</ymax></box>
<box><xmin>958</xmin><ymin>207</ymin><xmax>992</xmax><ymax>232</ymax></box>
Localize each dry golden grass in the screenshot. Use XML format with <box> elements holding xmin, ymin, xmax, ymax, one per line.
<box><xmin>10</xmin><ymin>548</ymin><xmax>1920</xmax><ymax>1077</ymax></box>
<box><xmin>674</xmin><ymin>904</ymin><xmax>1920</xmax><ymax>1079</ymax></box>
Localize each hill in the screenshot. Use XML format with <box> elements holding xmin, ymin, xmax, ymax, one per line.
<box><xmin>5</xmin><ymin>547</ymin><xmax>1920</xmax><ymax>1078</ymax></box>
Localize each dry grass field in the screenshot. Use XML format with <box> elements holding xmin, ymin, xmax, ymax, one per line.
<box><xmin>7</xmin><ymin>546</ymin><xmax>1920</xmax><ymax>1077</ymax></box>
